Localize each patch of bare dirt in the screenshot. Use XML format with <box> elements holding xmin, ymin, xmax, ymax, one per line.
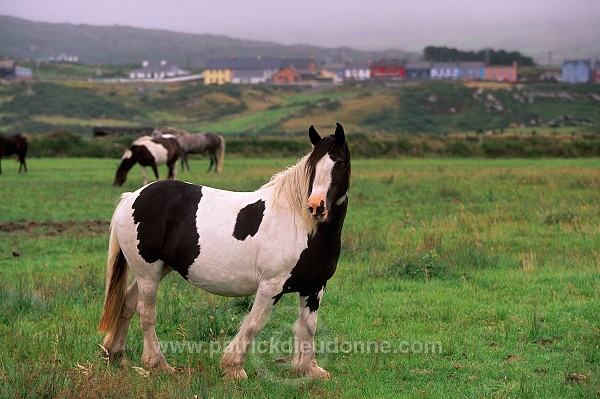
<box><xmin>0</xmin><ymin>219</ymin><xmax>109</xmax><ymax>238</ymax></box>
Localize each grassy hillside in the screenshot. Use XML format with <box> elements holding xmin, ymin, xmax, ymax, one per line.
<box><xmin>1</xmin><ymin>78</ymin><xmax>598</xmax><ymax>145</ymax></box>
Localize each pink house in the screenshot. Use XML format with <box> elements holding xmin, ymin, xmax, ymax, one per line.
<box><xmin>485</xmin><ymin>62</ymin><xmax>518</xmax><ymax>82</ymax></box>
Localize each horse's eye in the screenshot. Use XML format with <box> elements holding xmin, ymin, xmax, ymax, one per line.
<box><xmin>334</xmin><ymin>161</ymin><xmax>342</xmax><ymax>168</ymax></box>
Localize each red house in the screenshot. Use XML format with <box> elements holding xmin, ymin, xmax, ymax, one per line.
<box><xmin>272</xmin><ymin>66</ymin><xmax>317</xmax><ymax>85</ymax></box>
<box><xmin>370</xmin><ymin>59</ymin><xmax>406</xmax><ymax>81</ymax></box>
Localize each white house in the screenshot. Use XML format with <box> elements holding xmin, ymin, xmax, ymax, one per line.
<box><xmin>129</xmin><ymin>60</ymin><xmax>190</xmax><ymax>80</ymax></box>
<box><xmin>430</xmin><ymin>62</ymin><xmax>459</xmax><ymax>80</ymax></box>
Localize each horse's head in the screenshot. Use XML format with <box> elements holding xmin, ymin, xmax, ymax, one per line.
<box><xmin>113</xmin><ymin>150</ymin><xmax>134</xmax><ymax>187</ymax></box>
<box><xmin>113</xmin><ymin>165</ymin><xmax>128</xmax><ymax>187</ymax></box>
<box><xmin>306</xmin><ymin>123</ymin><xmax>351</xmax><ymax>222</ymax></box>
<box><xmin>151</xmin><ymin>127</ymin><xmax>163</xmax><ymax>139</ymax></box>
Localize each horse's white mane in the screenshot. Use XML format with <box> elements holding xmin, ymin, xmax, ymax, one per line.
<box><xmin>261</xmin><ymin>155</ymin><xmax>318</xmax><ymax>236</ymax></box>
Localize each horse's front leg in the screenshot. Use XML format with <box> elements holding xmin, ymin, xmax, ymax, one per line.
<box><xmin>150</xmin><ymin>163</ymin><xmax>159</xmax><ymax>182</ymax></box>
<box><xmin>220</xmin><ymin>281</ymin><xmax>279</xmax><ymax>380</ymax></box>
<box><xmin>293</xmin><ymin>287</ymin><xmax>330</xmax><ymax>378</ymax></box>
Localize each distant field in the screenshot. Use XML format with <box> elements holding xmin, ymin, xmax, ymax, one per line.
<box><xmin>0</xmin><ymin>157</ymin><xmax>598</xmax><ymax>398</ymax></box>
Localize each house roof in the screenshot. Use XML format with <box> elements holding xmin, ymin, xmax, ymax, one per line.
<box><xmin>206</xmin><ymin>57</ymin><xmax>287</xmax><ymax>70</ymax></box>
<box><xmin>432</xmin><ymin>62</ymin><xmax>458</xmax><ymax>68</ymax></box>
<box><xmin>0</xmin><ymin>60</ymin><xmax>15</xmax><ymax>69</ymax></box>
<box><xmin>459</xmin><ymin>62</ymin><xmax>485</xmax><ymax>68</ymax></box>
<box><xmin>406</xmin><ymin>61</ymin><xmax>431</xmax><ymax>69</ymax></box>
<box><xmin>131</xmin><ymin>62</ymin><xmax>189</xmax><ymax>75</ymax></box>
<box><xmin>206</xmin><ymin>56</ymin><xmax>317</xmax><ymax>71</ymax></box>
<box><xmin>232</xmin><ymin>69</ymin><xmax>265</xmax><ymax>79</ymax></box>
<box><xmin>282</xmin><ymin>58</ymin><xmax>315</xmax><ymax>69</ymax></box>
<box><xmin>562</xmin><ymin>59</ymin><xmax>591</xmax><ymax>67</ymax></box>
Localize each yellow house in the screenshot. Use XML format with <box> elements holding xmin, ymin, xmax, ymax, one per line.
<box><xmin>204</xmin><ymin>60</ymin><xmax>232</xmax><ymax>84</ymax></box>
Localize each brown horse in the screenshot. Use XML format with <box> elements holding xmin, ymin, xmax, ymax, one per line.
<box><xmin>152</xmin><ymin>126</ymin><xmax>225</xmax><ymax>173</ymax></box>
<box><xmin>113</xmin><ymin>135</ymin><xmax>180</xmax><ymax>187</ymax></box>
<box><xmin>0</xmin><ymin>134</ymin><xmax>28</xmax><ymax>174</ymax></box>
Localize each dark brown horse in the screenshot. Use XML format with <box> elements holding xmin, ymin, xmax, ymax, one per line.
<box><xmin>113</xmin><ymin>135</ymin><xmax>180</xmax><ymax>187</ymax></box>
<box><xmin>152</xmin><ymin>126</ymin><xmax>225</xmax><ymax>173</ymax></box>
<box><xmin>0</xmin><ymin>134</ymin><xmax>28</xmax><ymax>174</ymax></box>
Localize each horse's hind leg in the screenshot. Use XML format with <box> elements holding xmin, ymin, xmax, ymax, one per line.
<box><xmin>293</xmin><ymin>288</ymin><xmax>329</xmax><ymax>378</ymax></box>
<box><xmin>182</xmin><ymin>153</ymin><xmax>190</xmax><ymax>173</ymax></box>
<box><xmin>211</xmin><ymin>152</ymin><xmax>218</xmax><ymax>173</ymax></box>
<box><xmin>17</xmin><ymin>152</ymin><xmax>27</xmax><ymax>173</ymax></box>
<box><xmin>136</xmin><ymin>265</ymin><xmax>175</xmax><ymax>373</ymax></box>
<box><xmin>207</xmin><ymin>151</ymin><xmax>216</xmax><ymax>173</ymax></box>
<box><xmin>104</xmin><ymin>279</ymin><xmax>139</xmax><ymax>366</ymax></box>
<box><xmin>220</xmin><ymin>281</ymin><xmax>279</xmax><ymax>380</ymax></box>
<box><xmin>166</xmin><ymin>161</ymin><xmax>176</xmax><ymax>180</ymax></box>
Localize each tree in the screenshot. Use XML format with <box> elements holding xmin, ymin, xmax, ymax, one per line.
<box><xmin>423</xmin><ymin>46</ymin><xmax>535</xmax><ymax>66</ymax></box>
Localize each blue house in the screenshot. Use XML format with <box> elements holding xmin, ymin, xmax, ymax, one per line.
<box><xmin>458</xmin><ymin>62</ymin><xmax>485</xmax><ymax>80</ymax></box>
<box><xmin>561</xmin><ymin>60</ymin><xmax>592</xmax><ymax>83</ymax></box>
<box><xmin>405</xmin><ymin>62</ymin><xmax>431</xmax><ymax>80</ymax></box>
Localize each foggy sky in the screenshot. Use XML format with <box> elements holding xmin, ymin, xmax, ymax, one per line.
<box><xmin>1</xmin><ymin>0</ymin><xmax>599</xmax><ymax>61</ymax></box>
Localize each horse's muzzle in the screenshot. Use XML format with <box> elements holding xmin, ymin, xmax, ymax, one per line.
<box><xmin>308</xmin><ymin>196</ymin><xmax>328</xmax><ymax>221</ymax></box>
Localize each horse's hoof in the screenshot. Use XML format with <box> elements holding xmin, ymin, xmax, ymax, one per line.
<box><xmin>118</xmin><ymin>356</ymin><xmax>130</xmax><ymax>368</ymax></box>
<box><xmin>223</xmin><ymin>367</ymin><xmax>248</xmax><ymax>381</ymax></box>
<box><xmin>142</xmin><ymin>355</ymin><xmax>176</xmax><ymax>374</ymax></box>
<box><xmin>297</xmin><ymin>365</ymin><xmax>330</xmax><ymax>379</ymax></box>
<box><xmin>159</xmin><ymin>362</ymin><xmax>176</xmax><ymax>375</ymax></box>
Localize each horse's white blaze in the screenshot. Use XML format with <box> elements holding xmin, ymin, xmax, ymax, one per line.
<box><xmin>311</xmin><ymin>155</ymin><xmax>335</xmax><ymax>198</ymax></box>
<box><xmin>307</xmin><ymin>155</ymin><xmax>335</xmax><ymax>219</ymax></box>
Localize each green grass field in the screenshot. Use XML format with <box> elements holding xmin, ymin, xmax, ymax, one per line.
<box><xmin>0</xmin><ymin>157</ymin><xmax>598</xmax><ymax>398</ymax></box>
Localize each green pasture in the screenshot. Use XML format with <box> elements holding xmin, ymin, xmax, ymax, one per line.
<box><xmin>0</xmin><ymin>157</ymin><xmax>598</xmax><ymax>398</ymax></box>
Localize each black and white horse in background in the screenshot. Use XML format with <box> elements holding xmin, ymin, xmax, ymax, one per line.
<box><xmin>99</xmin><ymin>123</ymin><xmax>351</xmax><ymax>380</ymax></box>
<box><xmin>152</xmin><ymin>126</ymin><xmax>225</xmax><ymax>173</ymax></box>
<box><xmin>113</xmin><ymin>135</ymin><xmax>180</xmax><ymax>187</ymax></box>
<box><xmin>0</xmin><ymin>134</ymin><xmax>28</xmax><ymax>174</ymax></box>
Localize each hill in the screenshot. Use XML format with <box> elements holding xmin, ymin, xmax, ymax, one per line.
<box><xmin>0</xmin><ymin>78</ymin><xmax>598</xmax><ymax>158</ymax></box>
<box><xmin>0</xmin><ymin>15</ymin><xmax>417</xmax><ymax>67</ymax></box>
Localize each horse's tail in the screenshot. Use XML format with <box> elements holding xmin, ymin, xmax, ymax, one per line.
<box><xmin>216</xmin><ymin>135</ymin><xmax>225</xmax><ymax>173</ymax></box>
<box><xmin>98</xmin><ymin>194</ymin><xmax>130</xmax><ymax>348</ymax></box>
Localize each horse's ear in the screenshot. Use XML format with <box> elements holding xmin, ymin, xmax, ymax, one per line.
<box><xmin>309</xmin><ymin>125</ymin><xmax>321</xmax><ymax>146</ymax></box>
<box><xmin>335</xmin><ymin>122</ymin><xmax>345</xmax><ymax>144</ymax></box>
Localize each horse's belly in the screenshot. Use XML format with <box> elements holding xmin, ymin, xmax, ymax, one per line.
<box><xmin>186</xmin><ymin>253</ymin><xmax>260</xmax><ymax>296</ymax></box>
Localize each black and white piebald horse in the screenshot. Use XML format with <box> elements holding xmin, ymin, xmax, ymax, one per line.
<box><xmin>152</xmin><ymin>126</ymin><xmax>225</xmax><ymax>173</ymax></box>
<box><xmin>0</xmin><ymin>134</ymin><xmax>28</xmax><ymax>174</ymax></box>
<box><xmin>99</xmin><ymin>123</ymin><xmax>351</xmax><ymax>380</ymax></box>
<box><xmin>113</xmin><ymin>135</ymin><xmax>180</xmax><ymax>187</ymax></box>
